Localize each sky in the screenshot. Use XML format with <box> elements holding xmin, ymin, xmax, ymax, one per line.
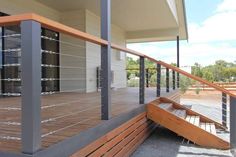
<box><xmin>127</xmin><ymin>0</ymin><xmax>236</xmax><ymax>66</ymax></box>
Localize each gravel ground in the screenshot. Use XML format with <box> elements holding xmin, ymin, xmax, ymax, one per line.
<box><xmin>132</xmin><ymin>94</ymin><xmax>233</xmax><ymax>157</ymax></box>
<box><xmin>132</xmin><ymin>127</ymin><xmax>233</xmax><ymax>157</ymax></box>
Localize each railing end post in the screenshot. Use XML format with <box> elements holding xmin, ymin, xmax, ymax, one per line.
<box><xmin>230</xmin><ymin>96</ymin><xmax>236</xmax><ymax>149</ymax></box>
<box><xmin>21</xmin><ymin>20</ymin><xmax>42</xmax><ymax>154</ymax></box>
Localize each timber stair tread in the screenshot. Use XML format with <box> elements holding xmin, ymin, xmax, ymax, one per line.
<box><xmin>185</xmin><ymin>115</ymin><xmax>200</xmax><ymax>126</ymax></box>
<box><xmin>200</xmin><ymin>122</ymin><xmax>217</xmax><ymax>135</ymax></box>
<box><xmin>147</xmin><ymin>97</ymin><xmax>230</xmax><ymax>150</ymax></box>
<box><xmin>158</xmin><ymin>103</ymin><xmax>173</xmax><ymax>111</ymax></box>
<box><xmin>171</xmin><ymin>109</ymin><xmax>186</xmax><ymax>119</ymax></box>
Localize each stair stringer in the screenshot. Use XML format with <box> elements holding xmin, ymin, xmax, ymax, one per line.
<box><xmin>147</xmin><ymin>102</ymin><xmax>230</xmax><ymax>150</ymax></box>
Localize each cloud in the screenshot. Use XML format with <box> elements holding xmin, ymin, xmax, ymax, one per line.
<box><xmin>127</xmin><ymin>0</ymin><xmax>236</xmax><ymax>66</ymax></box>
<box><xmin>188</xmin><ymin>0</ymin><xmax>236</xmax><ymax>43</ymax></box>
<box><xmin>217</xmin><ymin>0</ymin><xmax>236</xmax><ymax>12</ymax></box>
<box><xmin>128</xmin><ymin>42</ymin><xmax>236</xmax><ymax>66</ymax></box>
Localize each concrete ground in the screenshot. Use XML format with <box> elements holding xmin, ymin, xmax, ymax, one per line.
<box><xmin>132</xmin><ymin>93</ymin><xmax>233</xmax><ymax>157</ymax></box>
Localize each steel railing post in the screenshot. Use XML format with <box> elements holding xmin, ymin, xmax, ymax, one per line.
<box><xmin>230</xmin><ymin>96</ymin><xmax>236</xmax><ymax>150</ymax></box>
<box><xmin>177</xmin><ymin>36</ymin><xmax>180</xmax><ymax>88</ymax></box>
<box><xmin>139</xmin><ymin>57</ymin><xmax>145</xmax><ymax>104</ymax></box>
<box><xmin>146</xmin><ymin>68</ymin><xmax>149</xmax><ymax>88</ymax></box>
<box><xmin>156</xmin><ymin>64</ymin><xmax>161</xmax><ymax>97</ymax></box>
<box><xmin>21</xmin><ymin>20</ymin><xmax>42</xmax><ymax>154</ymax></box>
<box><xmin>166</xmin><ymin>68</ymin><xmax>169</xmax><ymax>93</ymax></box>
<box><xmin>101</xmin><ymin>0</ymin><xmax>112</xmax><ymax>120</ymax></box>
<box><xmin>222</xmin><ymin>92</ymin><xmax>227</xmax><ymax>127</ymax></box>
<box><xmin>173</xmin><ymin>70</ymin><xmax>176</xmax><ymax>90</ymax></box>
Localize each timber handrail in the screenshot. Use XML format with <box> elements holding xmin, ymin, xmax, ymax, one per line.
<box><xmin>0</xmin><ymin>13</ymin><xmax>144</xmax><ymax>57</ymax></box>
<box><xmin>111</xmin><ymin>43</ymin><xmax>145</xmax><ymax>57</ymax></box>
<box><xmin>0</xmin><ymin>13</ymin><xmax>235</xmax><ymax>98</ymax></box>
<box><xmin>0</xmin><ymin>13</ymin><xmax>108</xmax><ymax>45</ymax></box>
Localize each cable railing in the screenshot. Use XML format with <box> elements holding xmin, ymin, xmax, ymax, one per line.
<box><xmin>156</xmin><ymin>60</ymin><xmax>236</xmax><ymax>130</ymax></box>
<box><xmin>178</xmin><ymin>74</ymin><xmax>229</xmax><ymax>125</ymax></box>
<box><xmin>0</xmin><ymin>13</ymin><xmax>235</xmax><ymax>155</ymax></box>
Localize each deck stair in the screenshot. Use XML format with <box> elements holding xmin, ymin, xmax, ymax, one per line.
<box><xmin>147</xmin><ymin>97</ymin><xmax>230</xmax><ymax>149</ymax></box>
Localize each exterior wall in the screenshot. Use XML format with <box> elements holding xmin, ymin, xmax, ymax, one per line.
<box><xmin>85</xmin><ymin>10</ymin><xmax>127</xmax><ymax>93</ymax></box>
<box><xmin>0</xmin><ymin>2</ymin><xmax>127</xmax><ymax>93</ymax></box>
<box><xmin>0</xmin><ymin>0</ymin><xmax>60</xmax><ymax>94</ymax></box>
<box><xmin>59</xmin><ymin>10</ymin><xmax>87</xmax><ymax>92</ymax></box>
<box><xmin>0</xmin><ymin>0</ymin><xmax>60</xmax><ymax>21</ymax></box>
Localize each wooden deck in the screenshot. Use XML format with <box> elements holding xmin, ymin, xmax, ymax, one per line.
<box><xmin>0</xmin><ymin>87</ymin><xmax>179</xmax><ymax>153</ymax></box>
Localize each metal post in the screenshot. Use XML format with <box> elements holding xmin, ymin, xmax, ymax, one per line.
<box><xmin>101</xmin><ymin>0</ymin><xmax>111</xmax><ymax>120</ymax></box>
<box><xmin>173</xmin><ymin>70</ymin><xmax>176</xmax><ymax>90</ymax></box>
<box><xmin>166</xmin><ymin>68</ymin><xmax>169</xmax><ymax>93</ymax></box>
<box><xmin>21</xmin><ymin>20</ymin><xmax>41</xmax><ymax>154</ymax></box>
<box><xmin>177</xmin><ymin>36</ymin><xmax>180</xmax><ymax>88</ymax></box>
<box><xmin>156</xmin><ymin>64</ymin><xmax>161</xmax><ymax>97</ymax></box>
<box><xmin>139</xmin><ymin>57</ymin><xmax>145</xmax><ymax>104</ymax></box>
<box><xmin>230</xmin><ymin>96</ymin><xmax>236</xmax><ymax>149</ymax></box>
<box><xmin>146</xmin><ymin>68</ymin><xmax>149</xmax><ymax>88</ymax></box>
<box><xmin>222</xmin><ymin>93</ymin><xmax>227</xmax><ymax>127</ymax></box>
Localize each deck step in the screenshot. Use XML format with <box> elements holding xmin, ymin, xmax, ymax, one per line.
<box><xmin>147</xmin><ymin>97</ymin><xmax>230</xmax><ymax>149</ymax></box>
<box><xmin>171</xmin><ymin>109</ymin><xmax>186</xmax><ymax>119</ymax></box>
<box><xmin>158</xmin><ymin>103</ymin><xmax>172</xmax><ymax>111</ymax></box>
<box><xmin>200</xmin><ymin>123</ymin><xmax>217</xmax><ymax>135</ymax></box>
<box><xmin>185</xmin><ymin>115</ymin><xmax>200</xmax><ymax>127</ymax></box>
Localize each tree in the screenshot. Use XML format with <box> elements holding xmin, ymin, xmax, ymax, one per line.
<box><xmin>191</xmin><ymin>60</ymin><xmax>236</xmax><ymax>82</ymax></box>
<box><xmin>126</xmin><ymin>57</ymin><xmax>139</xmax><ymax>79</ymax></box>
<box><xmin>191</xmin><ymin>63</ymin><xmax>202</xmax><ymax>77</ymax></box>
<box><xmin>180</xmin><ymin>76</ymin><xmax>192</xmax><ymax>93</ymax></box>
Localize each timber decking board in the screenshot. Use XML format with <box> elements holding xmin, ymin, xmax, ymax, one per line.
<box><xmin>113</xmin><ymin>123</ymin><xmax>155</xmax><ymax>157</ymax></box>
<box><xmin>88</xmin><ymin>117</ymin><xmax>148</xmax><ymax>157</ymax></box>
<box><xmin>74</xmin><ymin>113</ymin><xmax>147</xmax><ymax>156</ymax></box>
<box><xmin>71</xmin><ymin>112</ymin><xmax>155</xmax><ymax>157</ymax></box>
<box><xmin>0</xmin><ymin>87</ymin><xmax>176</xmax><ymax>153</ymax></box>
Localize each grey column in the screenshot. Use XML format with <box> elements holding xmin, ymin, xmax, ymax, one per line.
<box><xmin>222</xmin><ymin>93</ymin><xmax>227</xmax><ymax>127</ymax></box>
<box><xmin>139</xmin><ymin>57</ymin><xmax>145</xmax><ymax>104</ymax></box>
<box><xmin>177</xmin><ymin>36</ymin><xmax>180</xmax><ymax>88</ymax></box>
<box><xmin>166</xmin><ymin>68</ymin><xmax>169</xmax><ymax>93</ymax></box>
<box><xmin>230</xmin><ymin>96</ymin><xmax>236</xmax><ymax>149</ymax></box>
<box><xmin>21</xmin><ymin>20</ymin><xmax>42</xmax><ymax>154</ymax></box>
<box><xmin>156</xmin><ymin>64</ymin><xmax>161</xmax><ymax>97</ymax></box>
<box><xmin>101</xmin><ymin>0</ymin><xmax>111</xmax><ymax>120</ymax></box>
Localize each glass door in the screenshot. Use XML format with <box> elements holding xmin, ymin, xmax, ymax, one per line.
<box><xmin>1</xmin><ymin>25</ymin><xmax>21</xmax><ymax>95</ymax></box>
<box><xmin>0</xmin><ymin>12</ymin><xmax>60</xmax><ymax>96</ymax></box>
<box><xmin>41</xmin><ymin>29</ymin><xmax>60</xmax><ymax>92</ymax></box>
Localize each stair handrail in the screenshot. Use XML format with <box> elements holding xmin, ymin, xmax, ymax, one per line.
<box><xmin>0</xmin><ymin>13</ymin><xmax>235</xmax><ymax>98</ymax></box>
<box><xmin>143</xmin><ymin>55</ymin><xmax>236</xmax><ymax>98</ymax></box>
<box><xmin>156</xmin><ymin>60</ymin><xmax>236</xmax><ymax>98</ymax></box>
